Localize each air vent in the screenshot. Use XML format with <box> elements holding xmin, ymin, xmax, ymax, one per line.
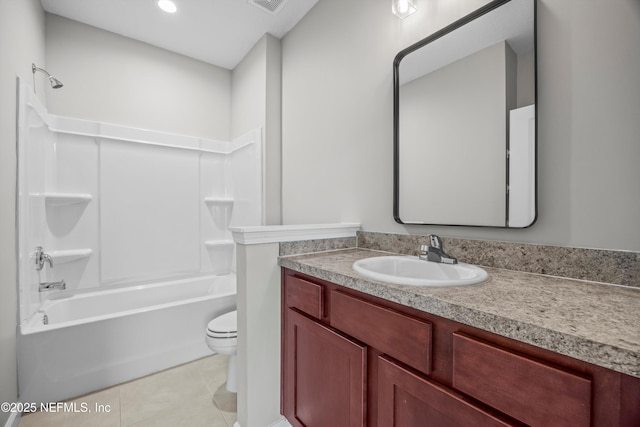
<box><xmin>248</xmin><ymin>0</ymin><xmax>289</xmax><ymax>15</ymax></box>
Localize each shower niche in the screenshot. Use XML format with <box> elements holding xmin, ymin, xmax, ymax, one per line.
<box><xmin>17</xmin><ymin>79</ymin><xmax>263</xmax><ymax>325</ymax></box>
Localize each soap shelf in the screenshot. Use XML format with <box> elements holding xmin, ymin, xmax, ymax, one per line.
<box><xmin>204</xmin><ymin>198</ymin><xmax>234</xmax><ymax>228</ymax></box>
<box><xmin>204</xmin><ymin>240</ymin><xmax>235</xmax><ymax>249</ymax></box>
<box><xmin>38</xmin><ymin>193</ymin><xmax>93</xmax><ymax>207</ymax></box>
<box><xmin>49</xmin><ymin>249</ymin><xmax>93</xmax><ymax>265</ymax></box>
<box><xmin>204</xmin><ymin>197</ymin><xmax>234</xmax><ymax>207</ymax></box>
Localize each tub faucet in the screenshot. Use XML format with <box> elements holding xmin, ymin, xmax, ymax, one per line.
<box><xmin>34</xmin><ymin>246</ymin><xmax>53</xmax><ymax>271</ymax></box>
<box><xmin>39</xmin><ymin>280</ymin><xmax>66</xmax><ymax>292</ymax></box>
<box><xmin>418</xmin><ymin>235</ymin><xmax>458</xmax><ymax>264</ymax></box>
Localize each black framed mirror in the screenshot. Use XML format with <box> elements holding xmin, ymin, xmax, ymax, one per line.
<box><xmin>393</xmin><ymin>0</ymin><xmax>537</xmax><ymax>227</ymax></box>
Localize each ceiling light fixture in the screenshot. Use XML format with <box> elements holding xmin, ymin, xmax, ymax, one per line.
<box><xmin>392</xmin><ymin>0</ymin><xmax>416</xmax><ymax>19</ymax></box>
<box><xmin>157</xmin><ymin>0</ymin><xmax>177</xmax><ymax>14</ymax></box>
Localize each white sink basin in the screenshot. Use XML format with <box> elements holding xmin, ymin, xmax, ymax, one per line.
<box><xmin>352</xmin><ymin>256</ymin><xmax>488</xmax><ymax>287</ymax></box>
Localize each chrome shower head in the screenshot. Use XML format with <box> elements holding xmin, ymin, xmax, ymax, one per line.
<box><xmin>49</xmin><ymin>76</ymin><xmax>63</xmax><ymax>89</ymax></box>
<box><xmin>32</xmin><ymin>63</ymin><xmax>64</xmax><ymax>89</ymax></box>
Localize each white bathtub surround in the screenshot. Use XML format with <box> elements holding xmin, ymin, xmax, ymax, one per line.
<box><xmin>16</xmin><ymin>80</ymin><xmax>264</xmax><ymax>404</ymax></box>
<box><xmin>230</xmin><ymin>223</ymin><xmax>360</xmax><ymax>427</ymax></box>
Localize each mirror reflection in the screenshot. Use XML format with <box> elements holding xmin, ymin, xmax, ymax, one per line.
<box><xmin>394</xmin><ymin>0</ymin><xmax>536</xmax><ymax>227</ymax></box>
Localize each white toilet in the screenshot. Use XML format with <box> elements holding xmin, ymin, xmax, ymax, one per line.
<box><xmin>205</xmin><ymin>310</ymin><xmax>238</xmax><ymax>393</ymax></box>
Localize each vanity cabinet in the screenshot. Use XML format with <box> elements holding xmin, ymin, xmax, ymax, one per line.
<box><xmin>282</xmin><ymin>275</ymin><xmax>366</xmax><ymax>426</ymax></box>
<box><xmin>281</xmin><ymin>268</ymin><xmax>640</xmax><ymax>427</ymax></box>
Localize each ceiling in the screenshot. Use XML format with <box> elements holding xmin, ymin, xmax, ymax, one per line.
<box><xmin>40</xmin><ymin>0</ymin><xmax>319</xmax><ymax>70</ymax></box>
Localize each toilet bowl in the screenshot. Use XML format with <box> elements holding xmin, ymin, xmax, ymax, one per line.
<box><xmin>206</xmin><ymin>310</ymin><xmax>237</xmax><ymax>393</ymax></box>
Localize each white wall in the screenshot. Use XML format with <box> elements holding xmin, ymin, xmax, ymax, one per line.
<box><xmin>232</xmin><ymin>34</ymin><xmax>282</xmax><ymax>225</ymax></box>
<box><xmin>45</xmin><ymin>14</ymin><xmax>231</xmax><ymax>141</ymax></box>
<box><xmin>281</xmin><ymin>0</ymin><xmax>640</xmax><ymax>252</ymax></box>
<box><xmin>0</xmin><ymin>0</ymin><xmax>46</xmax><ymax>422</ymax></box>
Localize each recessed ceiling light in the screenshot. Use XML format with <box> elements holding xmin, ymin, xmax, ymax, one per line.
<box><xmin>157</xmin><ymin>0</ymin><xmax>177</xmax><ymax>14</ymax></box>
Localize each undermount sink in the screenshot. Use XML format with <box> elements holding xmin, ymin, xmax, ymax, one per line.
<box><xmin>352</xmin><ymin>256</ymin><xmax>488</xmax><ymax>287</ymax></box>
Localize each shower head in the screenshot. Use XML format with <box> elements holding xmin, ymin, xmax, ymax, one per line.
<box><xmin>49</xmin><ymin>76</ymin><xmax>64</xmax><ymax>89</ymax></box>
<box><xmin>32</xmin><ymin>63</ymin><xmax>64</xmax><ymax>89</ymax></box>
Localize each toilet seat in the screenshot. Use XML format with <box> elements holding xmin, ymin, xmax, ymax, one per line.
<box><xmin>207</xmin><ymin>310</ymin><xmax>237</xmax><ymax>339</ymax></box>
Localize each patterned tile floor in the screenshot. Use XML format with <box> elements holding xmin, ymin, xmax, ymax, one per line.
<box><xmin>19</xmin><ymin>355</ymin><xmax>236</xmax><ymax>427</ymax></box>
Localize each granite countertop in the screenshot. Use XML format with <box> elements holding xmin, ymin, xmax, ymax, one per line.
<box><xmin>278</xmin><ymin>248</ymin><xmax>640</xmax><ymax>379</ymax></box>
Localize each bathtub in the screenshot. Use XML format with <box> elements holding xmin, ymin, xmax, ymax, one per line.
<box><xmin>18</xmin><ymin>273</ymin><xmax>236</xmax><ymax>405</ymax></box>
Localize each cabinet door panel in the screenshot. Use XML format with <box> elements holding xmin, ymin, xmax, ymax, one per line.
<box><xmin>284</xmin><ymin>309</ymin><xmax>366</xmax><ymax>427</ymax></box>
<box><xmin>331</xmin><ymin>290</ymin><xmax>432</xmax><ymax>375</ymax></box>
<box><xmin>452</xmin><ymin>332</ymin><xmax>592</xmax><ymax>427</ymax></box>
<box><xmin>378</xmin><ymin>356</ymin><xmax>522</xmax><ymax>427</ymax></box>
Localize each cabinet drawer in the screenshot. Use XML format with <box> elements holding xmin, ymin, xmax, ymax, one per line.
<box><xmin>285</xmin><ymin>276</ymin><xmax>324</xmax><ymax>320</ymax></box>
<box><xmin>452</xmin><ymin>332</ymin><xmax>592</xmax><ymax>427</ymax></box>
<box><xmin>379</xmin><ymin>355</ymin><xmax>523</xmax><ymax>427</ymax></box>
<box><xmin>330</xmin><ymin>290</ymin><xmax>432</xmax><ymax>374</ymax></box>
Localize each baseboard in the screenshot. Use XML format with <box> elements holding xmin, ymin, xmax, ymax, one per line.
<box><xmin>268</xmin><ymin>417</ymin><xmax>293</xmax><ymax>427</ymax></box>
<box><xmin>233</xmin><ymin>416</ymin><xmax>292</xmax><ymax>427</ymax></box>
<box><xmin>3</xmin><ymin>411</ymin><xmax>20</xmax><ymax>427</ymax></box>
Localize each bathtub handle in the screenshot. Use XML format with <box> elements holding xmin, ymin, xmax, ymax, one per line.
<box><xmin>34</xmin><ymin>246</ymin><xmax>53</xmax><ymax>271</ymax></box>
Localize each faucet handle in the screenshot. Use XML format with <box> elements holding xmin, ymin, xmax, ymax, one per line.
<box><xmin>429</xmin><ymin>235</ymin><xmax>443</xmax><ymax>249</ymax></box>
<box><xmin>34</xmin><ymin>246</ymin><xmax>54</xmax><ymax>271</ymax></box>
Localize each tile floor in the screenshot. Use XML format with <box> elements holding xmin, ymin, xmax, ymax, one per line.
<box><xmin>18</xmin><ymin>355</ymin><xmax>236</xmax><ymax>427</ymax></box>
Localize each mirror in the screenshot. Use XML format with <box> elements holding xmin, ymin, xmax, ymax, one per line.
<box><xmin>393</xmin><ymin>0</ymin><xmax>536</xmax><ymax>227</ymax></box>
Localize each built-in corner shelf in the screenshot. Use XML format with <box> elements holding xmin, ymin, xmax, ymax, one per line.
<box><xmin>49</xmin><ymin>249</ymin><xmax>93</xmax><ymax>265</ymax></box>
<box><xmin>204</xmin><ymin>240</ymin><xmax>235</xmax><ymax>249</ymax></box>
<box><xmin>204</xmin><ymin>197</ymin><xmax>234</xmax><ymax>207</ymax></box>
<box><xmin>204</xmin><ymin>198</ymin><xmax>234</xmax><ymax>227</ymax></box>
<box><xmin>40</xmin><ymin>192</ymin><xmax>93</xmax><ymax>207</ymax></box>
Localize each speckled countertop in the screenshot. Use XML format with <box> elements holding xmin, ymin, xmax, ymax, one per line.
<box><xmin>278</xmin><ymin>248</ymin><xmax>640</xmax><ymax>378</ymax></box>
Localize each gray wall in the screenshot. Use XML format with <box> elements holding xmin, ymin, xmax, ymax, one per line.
<box><xmin>0</xmin><ymin>0</ymin><xmax>46</xmax><ymax>422</ymax></box>
<box><xmin>45</xmin><ymin>14</ymin><xmax>232</xmax><ymax>140</ymax></box>
<box><xmin>281</xmin><ymin>0</ymin><xmax>640</xmax><ymax>252</ymax></box>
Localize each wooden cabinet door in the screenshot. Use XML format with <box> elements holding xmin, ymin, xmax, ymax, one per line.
<box><xmin>283</xmin><ymin>308</ymin><xmax>366</xmax><ymax>427</ymax></box>
<box><xmin>378</xmin><ymin>356</ymin><xmax>523</xmax><ymax>427</ymax></box>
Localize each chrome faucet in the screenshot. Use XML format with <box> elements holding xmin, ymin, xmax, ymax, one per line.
<box><xmin>34</xmin><ymin>246</ymin><xmax>53</xmax><ymax>271</ymax></box>
<box><xmin>39</xmin><ymin>279</ymin><xmax>66</xmax><ymax>292</ymax></box>
<box><xmin>418</xmin><ymin>235</ymin><xmax>458</xmax><ymax>264</ymax></box>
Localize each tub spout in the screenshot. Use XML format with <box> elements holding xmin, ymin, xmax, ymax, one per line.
<box><xmin>39</xmin><ymin>280</ymin><xmax>66</xmax><ymax>292</ymax></box>
<box><xmin>36</xmin><ymin>310</ymin><xmax>49</xmax><ymax>325</ymax></box>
